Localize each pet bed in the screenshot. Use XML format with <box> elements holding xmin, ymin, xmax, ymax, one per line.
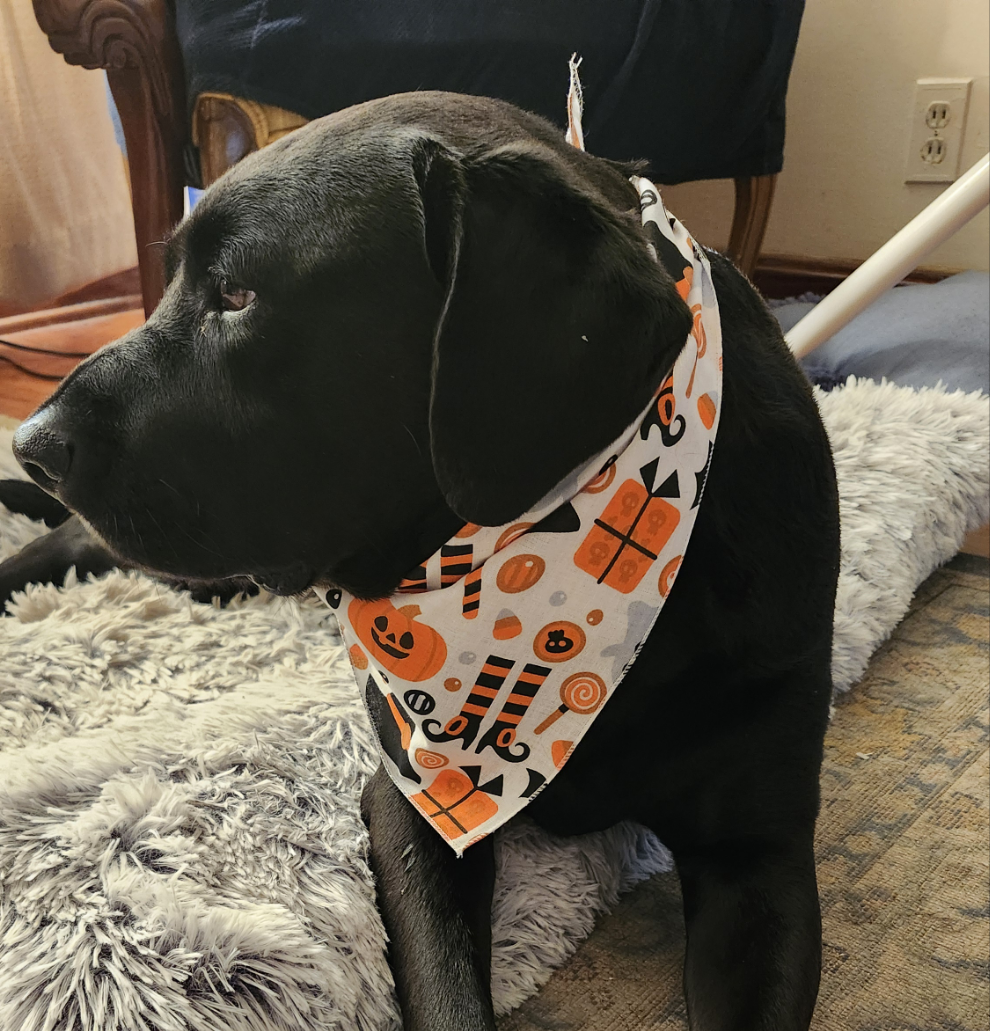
<box><xmin>0</xmin><ymin>377</ymin><xmax>987</xmax><ymax>1031</ymax></box>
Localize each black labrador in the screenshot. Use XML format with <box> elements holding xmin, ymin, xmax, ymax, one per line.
<box><xmin>6</xmin><ymin>93</ymin><xmax>839</xmax><ymax>1030</ymax></box>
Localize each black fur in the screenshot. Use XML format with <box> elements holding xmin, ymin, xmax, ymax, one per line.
<box><xmin>8</xmin><ymin>92</ymin><xmax>839</xmax><ymax>1030</ymax></box>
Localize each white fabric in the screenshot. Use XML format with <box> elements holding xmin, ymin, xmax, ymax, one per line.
<box><xmin>326</xmin><ymin>179</ymin><xmax>722</xmax><ymax>853</ymax></box>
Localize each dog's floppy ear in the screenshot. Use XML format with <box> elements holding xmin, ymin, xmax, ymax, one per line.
<box><xmin>414</xmin><ymin>138</ymin><xmax>693</xmax><ymax>526</ymax></box>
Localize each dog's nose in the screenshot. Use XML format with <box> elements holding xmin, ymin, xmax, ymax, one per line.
<box><xmin>12</xmin><ymin>411</ymin><xmax>74</xmax><ymax>494</ymax></box>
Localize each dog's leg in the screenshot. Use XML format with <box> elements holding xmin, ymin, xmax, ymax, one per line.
<box><xmin>0</xmin><ymin>479</ymin><xmax>71</xmax><ymax>527</ymax></box>
<box><xmin>0</xmin><ymin>514</ymin><xmax>120</xmax><ymax>610</ymax></box>
<box><xmin>674</xmin><ymin>832</ymin><xmax>821</xmax><ymax>1031</ymax></box>
<box><xmin>361</xmin><ymin>765</ymin><xmax>497</xmax><ymax>1031</ymax></box>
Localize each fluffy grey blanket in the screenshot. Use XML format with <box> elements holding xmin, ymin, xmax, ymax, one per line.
<box><xmin>0</xmin><ymin>378</ymin><xmax>987</xmax><ymax>1031</ymax></box>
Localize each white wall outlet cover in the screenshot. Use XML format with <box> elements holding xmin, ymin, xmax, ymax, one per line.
<box><xmin>905</xmin><ymin>78</ymin><xmax>973</xmax><ymax>184</ymax></box>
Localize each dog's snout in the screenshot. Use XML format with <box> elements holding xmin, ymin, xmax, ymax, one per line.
<box><xmin>13</xmin><ymin>412</ymin><xmax>74</xmax><ymax>495</ymax></box>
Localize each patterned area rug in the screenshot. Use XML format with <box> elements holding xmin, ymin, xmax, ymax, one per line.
<box><xmin>0</xmin><ymin>379</ymin><xmax>987</xmax><ymax>1030</ymax></box>
<box><xmin>503</xmin><ymin>554</ymin><xmax>990</xmax><ymax>1030</ymax></box>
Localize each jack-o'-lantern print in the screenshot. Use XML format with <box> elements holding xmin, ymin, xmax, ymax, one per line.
<box><xmin>533</xmin><ymin>620</ymin><xmax>586</xmax><ymax>663</ymax></box>
<box><xmin>348</xmin><ymin>599</ymin><xmax>447</xmax><ymax>681</ymax></box>
<box><xmin>327</xmin><ymin>172</ymin><xmax>722</xmax><ymax>853</ymax></box>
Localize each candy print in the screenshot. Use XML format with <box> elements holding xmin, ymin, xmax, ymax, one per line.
<box><xmin>533</xmin><ymin>621</ymin><xmax>586</xmax><ymax>663</ymax></box>
<box><xmin>582</xmin><ymin>458</ymin><xmax>617</xmax><ymax>494</ymax></box>
<box><xmin>697</xmin><ymin>393</ymin><xmax>717</xmax><ymax>430</ymax></box>
<box><xmin>659</xmin><ymin>555</ymin><xmax>683</xmax><ymax>598</ymax></box>
<box><xmin>495</xmin><ymin>522</ymin><xmax>534</xmax><ymax>552</ymax></box>
<box><xmin>496</xmin><ymin>554</ymin><xmax>545</xmax><ymax>593</ymax></box>
<box><xmin>551</xmin><ymin>741</ymin><xmax>573</xmax><ymax>768</ymax></box>
<box><xmin>534</xmin><ymin>672</ymin><xmax>607</xmax><ymax>733</ymax></box>
<box><xmin>415</xmin><ymin>749</ymin><xmax>448</xmax><ymax>770</ymax></box>
<box><xmin>330</xmin><ymin>174</ymin><xmax>721</xmax><ymax>853</ymax></box>
<box><xmin>493</xmin><ymin>610</ymin><xmax>523</xmax><ymax>640</ymax></box>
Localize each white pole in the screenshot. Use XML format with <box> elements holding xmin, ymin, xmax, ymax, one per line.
<box><xmin>785</xmin><ymin>153</ymin><xmax>990</xmax><ymax>359</ymax></box>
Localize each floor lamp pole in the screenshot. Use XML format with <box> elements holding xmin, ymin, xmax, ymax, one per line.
<box><xmin>786</xmin><ymin>153</ymin><xmax>990</xmax><ymax>360</ymax></box>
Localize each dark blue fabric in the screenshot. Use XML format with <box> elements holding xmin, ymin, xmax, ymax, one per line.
<box><xmin>175</xmin><ymin>0</ymin><xmax>805</xmax><ymax>183</ymax></box>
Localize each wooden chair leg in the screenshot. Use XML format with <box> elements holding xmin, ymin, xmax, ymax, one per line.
<box><xmin>727</xmin><ymin>174</ymin><xmax>778</xmax><ymax>277</ymax></box>
<box><xmin>32</xmin><ymin>0</ymin><xmax>188</xmax><ymax>317</ymax></box>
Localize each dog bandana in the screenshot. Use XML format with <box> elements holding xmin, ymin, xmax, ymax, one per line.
<box><xmin>320</xmin><ymin>71</ymin><xmax>722</xmax><ymax>854</ymax></box>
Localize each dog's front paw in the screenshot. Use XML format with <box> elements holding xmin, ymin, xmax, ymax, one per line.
<box><xmin>0</xmin><ymin>515</ymin><xmax>118</xmax><ymax>611</ymax></box>
<box><xmin>0</xmin><ymin>479</ymin><xmax>71</xmax><ymax>527</ymax></box>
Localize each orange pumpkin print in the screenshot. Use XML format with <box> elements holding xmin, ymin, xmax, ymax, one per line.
<box><xmin>697</xmin><ymin>393</ymin><xmax>717</xmax><ymax>430</ymax></box>
<box><xmin>349</xmin><ymin>644</ymin><xmax>368</xmax><ymax>670</ymax></box>
<box><xmin>348</xmin><ymin>599</ymin><xmax>447</xmax><ymax>682</ymax></box>
<box><xmin>454</xmin><ymin>522</ymin><xmax>482</xmax><ymax>538</ymax></box>
<box><xmin>496</xmin><ymin>554</ymin><xmax>546</xmax><ymax>593</ymax></box>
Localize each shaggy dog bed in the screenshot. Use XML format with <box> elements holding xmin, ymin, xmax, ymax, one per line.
<box><xmin>0</xmin><ymin>378</ymin><xmax>987</xmax><ymax>1031</ymax></box>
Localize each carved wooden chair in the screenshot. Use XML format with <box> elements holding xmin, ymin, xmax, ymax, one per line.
<box><xmin>32</xmin><ymin>0</ymin><xmax>778</xmax><ymax>319</ymax></box>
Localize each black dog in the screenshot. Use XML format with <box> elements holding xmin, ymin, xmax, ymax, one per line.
<box><xmin>9</xmin><ymin>93</ymin><xmax>839</xmax><ymax>1030</ymax></box>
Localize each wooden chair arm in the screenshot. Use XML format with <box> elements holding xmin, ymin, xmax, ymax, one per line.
<box><xmin>32</xmin><ymin>0</ymin><xmax>188</xmax><ymax>317</ymax></box>
<box><xmin>727</xmin><ymin>174</ymin><xmax>778</xmax><ymax>278</ymax></box>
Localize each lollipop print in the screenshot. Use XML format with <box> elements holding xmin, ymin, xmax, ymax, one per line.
<box><xmin>534</xmin><ymin>672</ymin><xmax>607</xmax><ymax>734</ymax></box>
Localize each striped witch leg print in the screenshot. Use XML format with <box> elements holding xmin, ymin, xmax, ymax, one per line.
<box><xmin>440</xmin><ymin>544</ymin><xmax>474</xmax><ymax>587</ymax></box>
<box><xmin>475</xmin><ymin>663</ymin><xmax>552</xmax><ymax>762</ymax></box>
<box><xmin>462</xmin><ymin>567</ymin><xmax>482</xmax><ymax>619</ymax></box>
<box><xmin>422</xmin><ymin>655</ymin><xmax>514</xmax><ymax>748</ymax></box>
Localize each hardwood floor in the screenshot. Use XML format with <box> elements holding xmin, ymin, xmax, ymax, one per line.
<box><xmin>0</xmin><ymin>296</ymin><xmax>143</xmax><ymax>420</ymax></box>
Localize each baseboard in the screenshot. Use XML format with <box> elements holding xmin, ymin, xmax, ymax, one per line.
<box><xmin>752</xmin><ymin>253</ymin><xmax>954</xmax><ymax>300</ymax></box>
<box><xmin>961</xmin><ymin>524</ymin><xmax>990</xmax><ymax>559</ymax></box>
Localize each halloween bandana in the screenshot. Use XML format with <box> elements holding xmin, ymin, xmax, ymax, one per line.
<box><xmin>319</xmin><ymin>169</ymin><xmax>722</xmax><ymax>854</ymax></box>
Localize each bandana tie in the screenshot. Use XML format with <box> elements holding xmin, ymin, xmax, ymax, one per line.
<box><xmin>320</xmin><ymin>70</ymin><xmax>722</xmax><ymax>853</ymax></box>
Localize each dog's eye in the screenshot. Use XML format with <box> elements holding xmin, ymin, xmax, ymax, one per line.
<box><xmin>219</xmin><ymin>280</ymin><xmax>256</xmax><ymax>312</ymax></box>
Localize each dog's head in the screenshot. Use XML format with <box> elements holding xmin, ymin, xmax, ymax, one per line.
<box><xmin>14</xmin><ymin>94</ymin><xmax>692</xmax><ymax>598</ymax></box>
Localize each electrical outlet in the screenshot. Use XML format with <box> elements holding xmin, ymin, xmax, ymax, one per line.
<box><xmin>905</xmin><ymin>78</ymin><xmax>972</xmax><ymax>183</ymax></box>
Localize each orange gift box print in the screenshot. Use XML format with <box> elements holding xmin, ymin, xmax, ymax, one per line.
<box><xmin>328</xmin><ymin>174</ymin><xmax>721</xmax><ymax>853</ymax></box>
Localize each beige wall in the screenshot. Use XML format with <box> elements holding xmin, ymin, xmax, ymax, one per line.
<box><xmin>663</xmin><ymin>0</ymin><xmax>990</xmax><ymax>273</ymax></box>
<box><xmin>0</xmin><ymin>0</ymin><xmax>137</xmax><ymax>309</ymax></box>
